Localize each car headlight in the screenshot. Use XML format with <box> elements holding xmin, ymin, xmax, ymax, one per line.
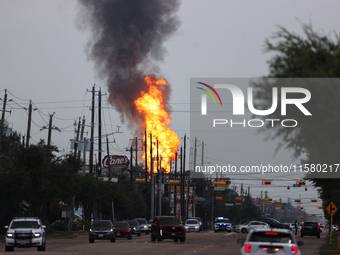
<box><xmin>34</xmin><ymin>233</ymin><xmax>42</xmax><ymax>237</ymax></box>
<box><xmin>6</xmin><ymin>233</ymin><xmax>13</xmax><ymax>238</ymax></box>
<box><xmin>110</xmin><ymin>229</ymin><xmax>114</xmax><ymax>232</ymax></box>
<box><xmin>90</xmin><ymin>229</ymin><xmax>93</xmax><ymax>232</ymax></box>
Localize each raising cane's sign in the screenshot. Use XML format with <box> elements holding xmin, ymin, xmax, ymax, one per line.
<box><xmin>102</xmin><ymin>155</ymin><xmax>130</xmax><ymax>168</ymax></box>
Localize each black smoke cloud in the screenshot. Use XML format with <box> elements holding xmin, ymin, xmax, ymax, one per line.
<box><xmin>77</xmin><ymin>0</ymin><xmax>181</xmax><ymax>131</ymax></box>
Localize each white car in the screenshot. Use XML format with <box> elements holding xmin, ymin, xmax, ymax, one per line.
<box><xmin>5</xmin><ymin>217</ymin><xmax>46</xmax><ymax>252</ymax></box>
<box><xmin>185</xmin><ymin>219</ymin><xmax>200</xmax><ymax>232</ymax></box>
<box><xmin>238</xmin><ymin>228</ymin><xmax>303</xmax><ymax>255</ymax></box>
<box><xmin>214</xmin><ymin>217</ymin><xmax>232</xmax><ymax>232</ymax></box>
<box><xmin>286</xmin><ymin>223</ymin><xmax>301</xmax><ymax>231</ymax></box>
<box><xmin>235</xmin><ymin>221</ymin><xmax>270</xmax><ymax>234</ymax></box>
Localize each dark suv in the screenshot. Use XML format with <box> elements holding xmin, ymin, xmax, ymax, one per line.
<box><xmin>301</xmin><ymin>221</ymin><xmax>321</xmax><ymax>238</ymax></box>
<box><xmin>89</xmin><ymin>220</ymin><xmax>115</xmax><ymax>243</ymax></box>
<box><xmin>257</xmin><ymin>218</ymin><xmax>290</xmax><ymax>229</ymax></box>
<box><xmin>151</xmin><ymin>216</ymin><xmax>185</xmax><ymax>242</ymax></box>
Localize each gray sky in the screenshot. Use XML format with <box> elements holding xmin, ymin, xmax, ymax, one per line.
<box><xmin>1</xmin><ymin>0</ymin><xmax>339</xmax><ymax>217</ymax></box>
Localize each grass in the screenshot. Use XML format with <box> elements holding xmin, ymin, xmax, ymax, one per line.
<box><xmin>320</xmin><ymin>231</ymin><xmax>340</xmax><ymax>254</ymax></box>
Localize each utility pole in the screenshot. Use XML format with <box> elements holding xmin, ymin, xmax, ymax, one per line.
<box><xmin>90</xmin><ymin>85</ymin><xmax>95</xmax><ymax>174</ymax></box>
<box><xmin>193</xmin><ymin>137</ymin><xmax>197</xmax><ymax>217</ymax></box>
<box><xmin>78</xmin><ymin>116</ymin><xmax>86</xmax><ymax>159</ymax></box>
<box><xmin>158</xmin><ymin>156</ymin><xmax>163</xmax><ymax>216</ymax></box>
<box><xmin>180</xmin><ymin>146</ymin><xmax>185</xmax><ymax>221</ymax></box>
<box><xmin>98</xmin><ymin>88</ymin><xmax>102</xmax><ymax>174</ymax></box>
<box><xmin>74</xmin><ymin>117</ymin><xmax>81</xmax><ymax>157</ymax></box>
<box><xmin>0</xmin><ymin>89</ymin><xmax>11</xmax><ymax>153</ymax></box>
<box><xmin>150</xmin><ymin>133</ymin><xmax>154</xmax><ymax>221</ymax></box>
<box><xmin>144</xmin><ymin>129</ymin><xmax>148</xmax><ymax>184</ymax></box>
<box><xmin>26</xmin><ymin>100</ymin><xmax>32</xmax><ymax>147</ymax></box>
<box><xmin>173</xmin><ymin>151</ymin><xmax>177</xmax><ymax>217</ymax></box>
<box><xmin>40</xmin><ymin>113</ymin><xmax>60</xmax><ymax>147</ymax></box>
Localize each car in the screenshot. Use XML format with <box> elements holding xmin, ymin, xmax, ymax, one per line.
<box><xmin>112</xmin><ymin>221</ymin><xmax>132</xmax><ymax>239</ymax></box>
<box><xmin>151</xmin><ymin>216</ymin><xmax>185</xmax><ymax>242</ymax></box>
<box><xmin>127</xmin><ymin>220</ymin><xmax>141</xmax><ymax>236</ymax></box>
<box><xmin>214</xmin><ymin>217</ymin><xmax>232</xmax><ymax>232</ymax></box>
<box><xmin>148</xmin><ymin>220</ymin><xmax>153</xmax><ymax>231</ymax></box>
<box><xmin>300</xmin><ymin>221</ymin><xmax>321</xmax><ymax>238</ymax></box>
<box><xmin>286</xmin><ymin>222</ymin><xmax>301</xmax><ymax>231</ymax></box>
<box><xmin>134</xmin><ymin>218</ymin><xmax>149</xmax><ymax>234</ymax></box>
<box><xmin>188</xmin><ymin>217</ymin><xmax>203</xmax><ymax>231</ymax></box>
<box><xmin>4</xmin><ymin>217</ymin><xmax>46</xmax><ymax>252</ymax></box>
<box><xmin>235</xmin><ymin>221</ymin><xmax>270</xmax><ymax>234</ymax></box>
<box><xmin>238</xmin><ymin>228</ymin><xmax>304</xmax><ymax>255</ymax></box>
<box><xmin>185</xmin><ymin>219</ymin><xmax>200</xmax><ymax>232</ymax></box>
<box><xmin>89</xmin><ymin>220</ymin><xmax>115</xmax><ymax>243</ymax></box>
<box><xmin>257</xmin><ymin>217</ymin><xmax>290</xmax><ymax>229</ymax></box>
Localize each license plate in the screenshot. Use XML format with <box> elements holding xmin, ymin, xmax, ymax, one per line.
<box><xmin>172</xmin><ymin>233</ymin><xmax>176</xmax><ymax>236</ymax></box>
<box><xmin>17</xmin><ymin>240</ymin><xmax>29</xmax><ymax>245</ymax></box>
<box><xmin>99</xmin><ymin>234</ymin><xmax>103</xmax><ymax>237</ymax></box>
<box><xmin>116</xmin><ymin>232</ymin><xmax>121</xmax><ymax>236</ymax></box>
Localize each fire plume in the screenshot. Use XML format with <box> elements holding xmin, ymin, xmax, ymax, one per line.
<box><xmin>134</xmin><ymin>75</ymin><xmax>180</xmax><ymax>173</ymax></box>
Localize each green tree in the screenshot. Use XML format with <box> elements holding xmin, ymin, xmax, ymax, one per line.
<box><xmin>253</xmin><ymin>23</ymin><xmax>340</xmax><ymax>222</ymax></box>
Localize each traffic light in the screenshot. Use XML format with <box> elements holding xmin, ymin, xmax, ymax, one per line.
<box><xmin>287</xmin><ymin>186</ymin><xmax>290</xmax><ymax>190</ymax></box>
<box><xmin>262</xmin><ymin>180</ymin><xmax>271</xmax><ymax>185</ymax></box>
<box><xmin>300</xmin><ymin>181</ymin><xmax>306</xmax><ymax>185</ymax></box>
<box><xmin>298</xmin><ymin>207</ymin><xmax>304</xmax><ymax>210</ymax></box>
<box><xmin>296</xmin><ymin>181</ymin><xmax>300</xmax><ymax>185</ymax></box>
<box><xmin>305</xmin><ymin>187</ymin><xmax>307</xmax><ymax>191</ymax></box>
<box><xmin>317</xmin><ymin>207</ymin><xmax>322</xmax><ymax>209</ymax></box>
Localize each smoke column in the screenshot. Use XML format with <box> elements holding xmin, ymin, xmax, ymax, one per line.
<box><xmin>77</xmin><ymin>0</ymin><xmax>181</xmax><ymax>132</ymax></box>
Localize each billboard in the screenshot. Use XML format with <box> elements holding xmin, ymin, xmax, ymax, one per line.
<box><xmin>102</xmin><ymin>155</ymin><xmax>130</xmax><ymax>168</ymax></box>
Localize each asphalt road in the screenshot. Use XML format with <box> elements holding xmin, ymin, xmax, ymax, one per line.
<box><xmin>0</xmin><ymin>230</ymin><xmax>327</xmax><ymax>254</ymax></box>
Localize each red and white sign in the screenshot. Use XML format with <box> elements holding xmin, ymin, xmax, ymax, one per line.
<box><xmin>102</xmin><ymin>155</ymin><xmax>130</xmax><ymax>168</ymax></box>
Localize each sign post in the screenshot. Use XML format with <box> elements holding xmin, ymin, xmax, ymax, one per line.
<box><xmin>326</xmin><ymin>201</ymin><xmax>338</xmax><ymax>244</ymax></box>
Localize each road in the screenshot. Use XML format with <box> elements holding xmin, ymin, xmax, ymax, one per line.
<box><xmin>0</xmin><ymin>230</ymin><xmax>327</xmax><ymax>254</ymax></box>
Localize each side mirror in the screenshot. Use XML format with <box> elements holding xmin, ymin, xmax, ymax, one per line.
<box><xmin>5</xmin><ymin>226</ymin><xmax>8</xmax><ymax>229</ymax></box>
<box><xmin>42</xmin><ymin>225</ymin><xmax>46</xmax><ymax>229</ymax></box>
<box><xmin>297</xmin><ymin>241</ymin><xmax>304</xmax><ymax>246</ymax></box>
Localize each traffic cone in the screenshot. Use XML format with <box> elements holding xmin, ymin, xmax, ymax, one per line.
<box><xmin>233</xmin><ymin>232</ymin><xmax>236</xmax><ymax>237</ymax></box>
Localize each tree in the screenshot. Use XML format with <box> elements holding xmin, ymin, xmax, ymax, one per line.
<box><xmin>253</xmin><ymin>23</ymin><xmax>340</xmax><ymax>222</ymax></box>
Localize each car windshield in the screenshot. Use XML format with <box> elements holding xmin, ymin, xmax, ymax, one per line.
<box><xmin>249</xmin><ymin>232</ymin><xmax>293</xmax><ymax>243</ymax></box>
<box><xmin>11</xmin><ymin>221</ymin><xmax>39</xmax><ymax>229</ymax></box>
<box><xmin>216</xmin><ymin>219</ymin><xmax>230</xmax><ymax>223</ymax></box>
<box><xmin>159</xmin><ymin>218</ymin><xmax>181</xmax><ymax>224</ymax></box>
<box><xmin>113</xmin><ymin>223</ymin><xmax>128</xmax><ymax>228</ymax></box>
<box><xmin>242</xmin><ymin>221</ymin><xmax>250</xmax><ymax>225</ymax></box>
<box><xmin>136</xmin><ymin>219</ymin><xmax>147</xmax><ymax>224</ymax></box>
<box><xmin>92</xmin><ymin>221</ymin><xmax>112</xmax><ymax>228</ymax></box>
<box><xmin>186</xmin><ymin>220</ymin><xmax>198</xmax><ymax>224</ymax></box>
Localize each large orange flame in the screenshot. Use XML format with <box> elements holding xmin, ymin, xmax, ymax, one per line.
<box><xmin>134</xmin><ymin>75</ymin><xmax>180</xmax><ymax>174</ymax></box>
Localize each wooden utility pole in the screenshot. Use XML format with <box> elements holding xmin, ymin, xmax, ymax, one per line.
<box><xmin>26</xmin><ymin>100</ymin><xmax>32</xmax><ymax>147</ymax></box>
<box><xmin>173</xmin><ymin>151</ymin><xmax>177</xmax><ymax>217</ymax></box>
<box><xmin>47</xmin><ymin>113</ymin><xmax>55</xmax><ymax>146</ymax></box>
<box><xmin>74</xmin><ymin>117</ymin><xmax>81</xmax><ymax>157</ymax></box>
<box><xmin>78</xmin><ymin>116</ymin><xmax>85</xmax><ymax>159</ymax></box>
<box><xmin>144</xmin><ymin>129</ymin><xmax>148</xmax><ymax>184</ymax></box>
<box><xmin>98</xmin><ymin>88</ymin><xmax>102</xmax><ymax>173</ymax></box>
<box><xmin>90</xmin><ymin>85</ymin><xmax>95</xmax><ymax>174</ymax></box>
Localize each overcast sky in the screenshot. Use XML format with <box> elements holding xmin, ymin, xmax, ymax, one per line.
<box><xmin>1</xmin><ymin>0</ymin><xmax>339</xmax><ymax>217</ymax></box>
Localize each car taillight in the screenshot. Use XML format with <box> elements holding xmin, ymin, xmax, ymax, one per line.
<box><xmin>245</xmin><ymin>244</ymin><xmax>251</xmax><ymax>253</ymax></box>
<box><xmin>291</xmin><ymin>246</ymin><xmax>298</xmax><ymax>255</ymax></box>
